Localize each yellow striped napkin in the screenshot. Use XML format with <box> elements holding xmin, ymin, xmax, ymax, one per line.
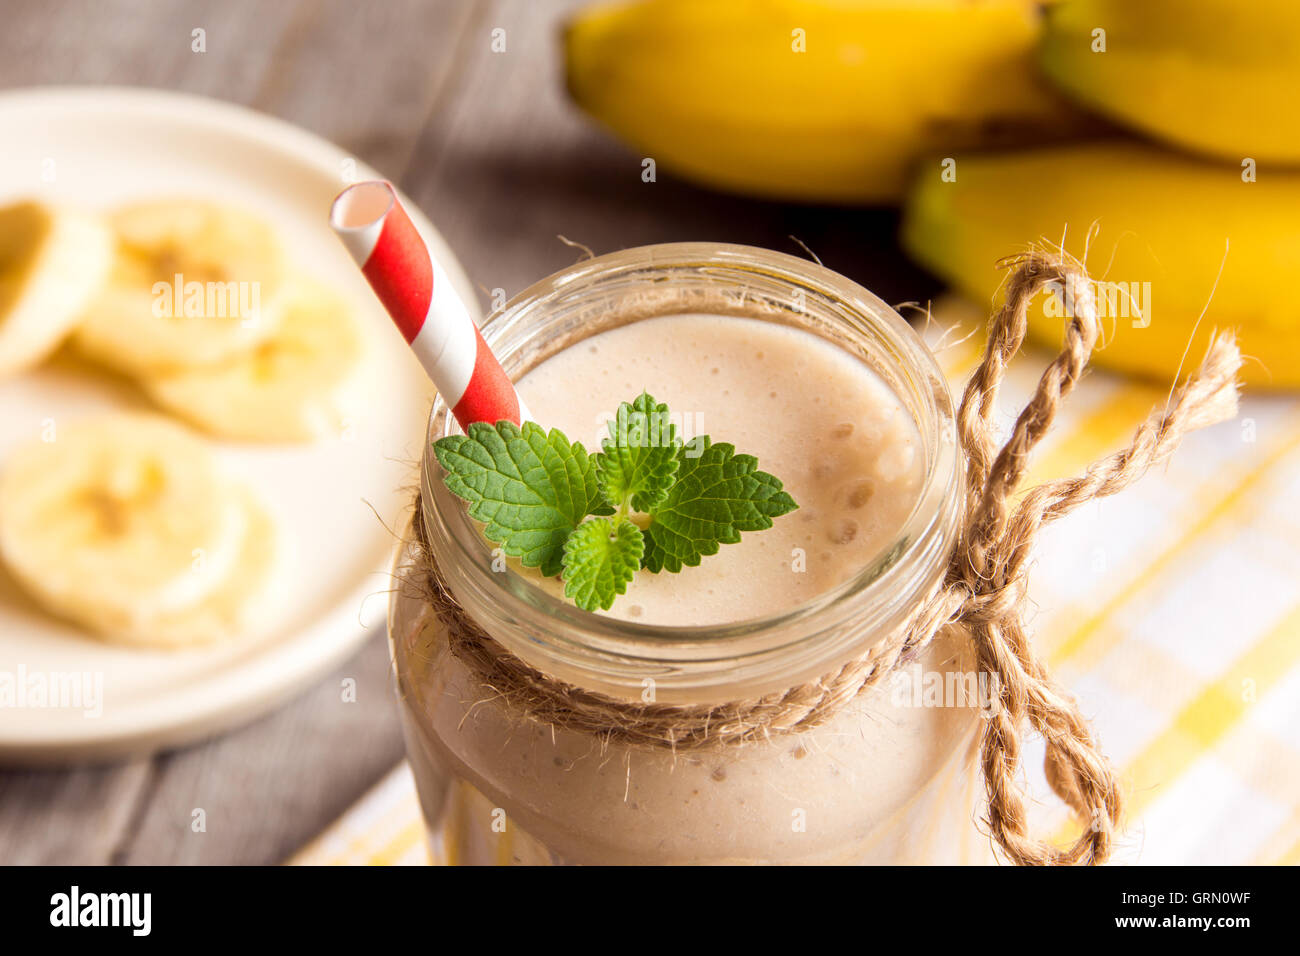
<box><xmin>291</xmin><ymin>299</ymin><xmax>1300</xmax><ymax>866</ymax></box>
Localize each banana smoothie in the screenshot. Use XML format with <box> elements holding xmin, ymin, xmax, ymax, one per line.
<box><xmin>392</xmin><ymin>259</ymin><xmax>987</xmax><ymax>864</ymax></box>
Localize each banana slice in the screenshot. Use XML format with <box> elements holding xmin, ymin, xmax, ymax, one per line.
<box><xmin>73</xmin><ymin>199</ymin><xmax>286</xmax><ymax>373</ymax></box>
<box><xmin>0</xmin><ymin>201</ymin><xmax>112</xmax><ymax>378</ymax></box>
<box><xmin>128</xmin><ymin>485</ymin><xmax>281</xmax><ymax>649</ymax></box>
<box><xmin>0</xmin><ymin>414</ymin><xmax>249</xmax><ymax>644</ymax></box>
<box><xmin>141</xmin><ymin>275</ymin><xmax>368</xmax><ymax>442</ymax></box>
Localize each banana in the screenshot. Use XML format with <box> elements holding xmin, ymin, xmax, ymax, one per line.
<box><xmin>132</xmin><ymin>485</ymin><xmax>280</xmax><ymax>649</ymax></box>
<box><xmin>564</xmin><ymin>0</ymin><xmax>1095</xmax><ymax>203</ymax></box>
<box><xmin>0</xmin><ymin>413</ymin><xmax>274</xmax><ymax>647</ymax></box>
<box><xmin>1041</xmin><ymin>0</ymin><xmax>1300</xmax><ymax>163</ymax></box>
<box><xmin>900</xmin><ymin>142</ymin><xmax>1300</xmax><ymax>387</ymax></box>
<box><xmin>74</xmin><ymin>199</ymin><xmax>286</xmax><ymax>374</ymax></box>
<box><xmin>141</xmin><ymin>275</ymin><xmax>368</xmax><ymax>441</ymax></box>
<box><xmin>0</xmin><ymin>201</ymin><xmax>112</xmax><ymax>378</ymax></box>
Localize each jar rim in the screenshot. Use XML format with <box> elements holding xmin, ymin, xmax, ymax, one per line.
<box><xmin>417</xmin><ymin>242</ymin><xmax>961</xmax><ymax>701</ymax></box>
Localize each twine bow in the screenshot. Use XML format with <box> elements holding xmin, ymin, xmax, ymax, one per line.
<box><xmin>937</xmin><ymin>249</ymin><xmax>1240</xmax><ymax>864</ymax></box>
<box><xmin>410</xmin><ymin>249</ymin><xmax>1242</xmax><ymax>866</ymax></box>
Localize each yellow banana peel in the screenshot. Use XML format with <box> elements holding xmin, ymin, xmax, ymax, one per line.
<box><xmin>564</xmin><ymin>0</ymin><xmax>1093</xmax><ymax>203</ymax></box>
<box><xmin>1041</xmin><ymin>0</ymin><xmax>1300</xmax><ymax>164</ymax></box>
<box><xmin>901</xmin><ymin>142</ymin><xmax>1300</xmax><ymax>388</ymax></box>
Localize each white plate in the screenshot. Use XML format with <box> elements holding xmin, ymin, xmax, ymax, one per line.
<box><xmin>0</xmin><ymin>87</ymin><xmax>475</xmax><ymax>764</ymax></box>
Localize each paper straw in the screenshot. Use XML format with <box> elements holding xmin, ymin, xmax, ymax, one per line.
<box><xmin>330</xmin><ymin>181</ymin><xmax>526</xmax><ymax>428</ymax></box>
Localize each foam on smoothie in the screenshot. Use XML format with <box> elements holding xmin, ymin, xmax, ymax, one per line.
<box><xmin>514</xmin><ymin>313</ymin><xmax>925</xmax><ymax>625</ymax></box>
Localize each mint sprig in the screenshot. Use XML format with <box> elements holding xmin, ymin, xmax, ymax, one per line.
<box><xmin>433</xmin><ymin>392</ymin><xmax>798</xmax><ymax>611</ymax></box>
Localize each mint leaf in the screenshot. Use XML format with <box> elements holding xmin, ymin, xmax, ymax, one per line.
<box><xmin>433</xmin><ymin>396</ymin><xmax>801</xmax><ymax>612</ymax></box>
<box><xmin>434</xmin><ymin>420</ymin><xmax>613</xmax><ymax>577</ymax></box>
<box><xmin>642</xmin><ymin>439</ymin><xmax>798</xmax><ymax>573</ymax></box>
<box><xmin>595</xmin><ymin>392</ymin><xmax>681</xmax><ymax>513</ymax></box>
<box><xmin>561</xmin><ymin>517</ymin><xmax>645</xmax><ymax>611</ymax></box>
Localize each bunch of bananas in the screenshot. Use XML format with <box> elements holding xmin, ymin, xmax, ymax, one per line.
<box><xmin>0</xmin><ymin>198</ymin><xmax>371</xmax><ymax>646</ymax></box>
<box><xmin>565</xmin><ymin>0</ymin><xmax>1300</xmax><ymax>386</ymax></box>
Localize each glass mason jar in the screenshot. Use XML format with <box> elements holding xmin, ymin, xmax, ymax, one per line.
<box><xmin>388</xmin><ymin>243</ymin><xmax>988</xmax><ymax>865</ymax></box>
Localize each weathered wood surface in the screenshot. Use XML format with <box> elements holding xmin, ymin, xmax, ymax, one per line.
<box><xmin>0</xmin><ymin>0</ymin><xmax>938</xmax><ymax>864</ymax></box>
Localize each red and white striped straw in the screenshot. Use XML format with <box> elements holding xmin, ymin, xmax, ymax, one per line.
<box><xmin>330</xmin><ymin>181</ymin><xmax>526</xmax><ymax>429</ymax></box>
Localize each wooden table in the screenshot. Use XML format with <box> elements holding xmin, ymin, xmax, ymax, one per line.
<box><xmin>0</xmin><ymin>0</ymin><xmax>940</xmax><ymax>864</ymax></box>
